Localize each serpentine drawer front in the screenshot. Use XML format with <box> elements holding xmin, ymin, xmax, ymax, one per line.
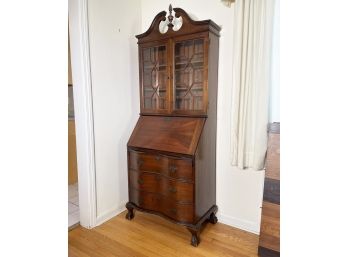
<box><xmin>128</xmin><ymin>149</ymin><xmax>195</xmax><ymax>223</ymax></box>
<box><xmin>126</xmin><ymin>5</ymin><xmax>220</xmax><ymax>247</ymax></box>
<box><xmin>129</xmin><ymin>170</ymin><xmax>194</xmax><ymax>203</ymax></box>
<box><xmin>129</xmin><ymin>151</ymin><xmax>193</xmax><ymax>181</ymax></box>
<box><xmin>129</xmin><ymin>189</ymin><xmax>194</xmax><ymax>223</ymax></box>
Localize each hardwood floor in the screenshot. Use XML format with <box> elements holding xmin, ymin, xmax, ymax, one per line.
<box><xmin>68</xmin><ymin>211</ymin><xmax>259</xmax><ymax>257</ymax></box>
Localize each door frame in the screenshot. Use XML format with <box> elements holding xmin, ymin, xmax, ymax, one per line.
<box><xmin>68</xmin><ymin>0</ymin><xmax>97</xmax><ymax>228</ymax></box>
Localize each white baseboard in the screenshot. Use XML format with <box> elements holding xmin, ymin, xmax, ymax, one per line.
<box><xmin>217</xmin><ymin>213</ymin><xmax>260</xmax><ymax>235</ymax></box>
<box><xmin>96</xmin><ymin>202</ymin><xmax>127</xmax><ymax>226</ymax></box>
<box><xmin>94</xmin><ymin>204</ymin><xmax>260</xmax><ymax>235</ymax></box>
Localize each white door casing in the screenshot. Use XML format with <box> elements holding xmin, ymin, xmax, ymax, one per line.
<box><xmin>68</xmin><ymin>0</ymin><xmax>97</xmax><ymax>228</ymax></box>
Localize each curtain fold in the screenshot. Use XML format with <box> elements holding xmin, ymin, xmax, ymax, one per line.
<box><xmin>231</xmin><ymin>0</ymin><xmax>275</xmax><ymax>170</ymax></box>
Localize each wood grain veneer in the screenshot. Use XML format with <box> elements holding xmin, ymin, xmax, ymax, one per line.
<box><xmin>128</xmin><ymin>116</ymin><xmax>205</xmax><ymax>156</ymax></box>
<box><xmin>129</xmin><ymin>170</ymin><xmax>194</xmax><ymax>203</ymax></box>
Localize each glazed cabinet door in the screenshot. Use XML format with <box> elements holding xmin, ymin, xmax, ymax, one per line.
<box><xmin>172</xmin><ymin>36</ymin><xmax>208</xmax><ymax>115</ymax></box>
<box><xmin>140</xmin><ymin>42</ymin><xmax>170</xmax><ymax>114</ymax></box>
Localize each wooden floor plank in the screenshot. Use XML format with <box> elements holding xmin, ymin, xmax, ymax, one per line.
<box><xmin>69</xmin><ymin>211</ymin><xmax>259</xmax><ymax>257</ymax></box>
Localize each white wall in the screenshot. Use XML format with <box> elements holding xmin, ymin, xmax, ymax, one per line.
<box><xmin>87</xmin><ymin>0</ymin><xmax>141</xmax><ymax>224</ymax></box>
<box><xmin>141</xmin><ymin>0</ymin><xmax>265</xmax><ymax>234</ymax></box>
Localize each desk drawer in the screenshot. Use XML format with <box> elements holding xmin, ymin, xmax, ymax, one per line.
<box><xmin>128</xmin><ymin>150</ymin><xmax>193</xmax><ymax>181</ymax></box>
<box><xmin>129</xmin><ymin>150</ymin><xmax>168</xmax><ymax>173</ymax></box>
<box><xmin>129</xmin><ymin>170</ymin><xmax>193</xmax><ymax>203</ymax></box>
<box><xmin>169</xmin><ymin>157</ymin><xmax>193</xmax><ymax>181</ymax></box>
<box><xmin>129</xmin><ymin>189</ymin><xmax>194</xmax><ymax>223</ymax></box>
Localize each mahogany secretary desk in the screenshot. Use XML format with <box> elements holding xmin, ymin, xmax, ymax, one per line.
<box><xmin>126</xmin><ymin>5</ymin><xmax>220</xmax><ymax>247</ymax></box>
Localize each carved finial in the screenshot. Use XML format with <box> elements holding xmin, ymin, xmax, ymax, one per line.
<box><xmin>168</xmin><ymin>4</ymin><xmax>174</xmax><ymax>28</ymax></box>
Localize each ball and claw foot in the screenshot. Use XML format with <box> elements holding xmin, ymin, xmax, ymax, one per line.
<box><xmin>208</xmin><ymin>212</ymin><xmax>218</xmax><ymax>224</ymax></box>
<box><xmin>191</xmin><ymin>233</ymin><xmax>200</xmax><ymax>247</ymax></box>
<box><xmin>126</xmin><ymin>209</ymin><xmax>134</xmax><ymax>220</ymax></box>
<box><xmin>188</xmin><ymin>228</ymin><xmax>200</xmax><ymax>247</ymax></box>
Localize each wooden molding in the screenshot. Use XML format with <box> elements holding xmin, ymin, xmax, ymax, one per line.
<box><xmin>68</xmin><ymin>0</ymin><xmax>97</xmax><ymax>229</ymax></box>
<box><xmin>136</xmin><ymin>5</ymin><xmax>221</xmax><ymax>43</ymax></box>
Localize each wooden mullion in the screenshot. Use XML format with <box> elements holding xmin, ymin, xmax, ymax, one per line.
<box><xmin>168</xmin><ymin>38</ymin><xmax>173</xmax><ymax>114</ymax></box>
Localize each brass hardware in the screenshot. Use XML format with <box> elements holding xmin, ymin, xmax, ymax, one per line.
<box><xmin>155</xmin><ymin>155</ymin><xmax>161</xmax><ymax>161</ymax></box>
<box><xmin>137</xmin><ymin>178</ymin><xmax>144</xmax><ymax>185</ymax></box>
<box><xmin>169</xmin><ymin>165</ymin><xmax>177</xmax><ymax>174</ymax></box>
<box><xmin>169</xmin><ymin>187</ymin><xmax>177</xmax><ymax>193</ymax></box>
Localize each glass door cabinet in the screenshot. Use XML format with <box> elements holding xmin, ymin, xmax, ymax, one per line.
<box><xmin>137</xmin><ymin>9</ymin><xmax>219</xmax><ymax>117</ymax></box>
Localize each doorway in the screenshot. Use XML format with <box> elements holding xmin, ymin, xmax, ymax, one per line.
<box><xmin>68</xmin><ymin>32</ymin><xmax>80</xmax><ymax>229</ymax></box>
<box><xmin>69</xmin><ymin>0</ymin><xmax>98</xmax><ymax>229</ymax></box>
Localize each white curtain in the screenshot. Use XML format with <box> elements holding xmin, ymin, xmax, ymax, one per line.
<box><xmin>231</xmin><ymin>0</ymin><xmax>275</xmax><ymax>170</ymax></box>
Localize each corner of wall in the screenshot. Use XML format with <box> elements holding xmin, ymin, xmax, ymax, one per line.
<box><xmin>217</xmin><ymin>212</ymin><xmax>261</xmax><ymax>234</ymax></box>
<box><xmin>96</xmin><ymin>201</ymin><xmax>127</xmax><ymax>226</ymax></box>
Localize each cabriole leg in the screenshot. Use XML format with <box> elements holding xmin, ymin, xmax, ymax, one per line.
<box><xmin>125</xmin><ymin>203</ymin><xmax>134</xmax><ymax>220</ymax></box>
<box><xmin>208</xmin><ymin>212</ymin><xmax>218</xmax><ymax>224</ymax></box>
<box><xmin>187</xmin><ymin>228</ymin><xmax>200</xmax><ymax>247</ymax></box>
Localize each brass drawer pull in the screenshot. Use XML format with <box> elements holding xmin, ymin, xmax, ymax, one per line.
<box><xmin>137</xmin><ymin>178</ymin><xmax>144</xmax><ymax>185</ymax></box>
<box><xmin>169</xmin><ymin>187</ymin><xmax>177</xmax><ymax>193</ymax></box>
<box><xmin>169</xmin><ymin>208</ymin><xmax>177</xmax><ymax>215</ymax></box>
<box><xmin>169</xmin><ymin>165</ymin><xmax>177</xmax><ymax>174</ymax></box>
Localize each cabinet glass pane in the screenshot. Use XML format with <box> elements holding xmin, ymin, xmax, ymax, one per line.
<box><xmin>174</xmin><ymin>39</ymin><xmax>204</xmax><ymax>111</ymax></box>
<box><xmin>142</xmin><ymin>45</ymin><xmax>167</xmax><ymax>110</ymax></box>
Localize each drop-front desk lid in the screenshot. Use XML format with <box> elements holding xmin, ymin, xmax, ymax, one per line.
<box><xmin>127</xmin><ymin>116</ymin><xmax>206</xmax><ymax>156</ymax></box>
